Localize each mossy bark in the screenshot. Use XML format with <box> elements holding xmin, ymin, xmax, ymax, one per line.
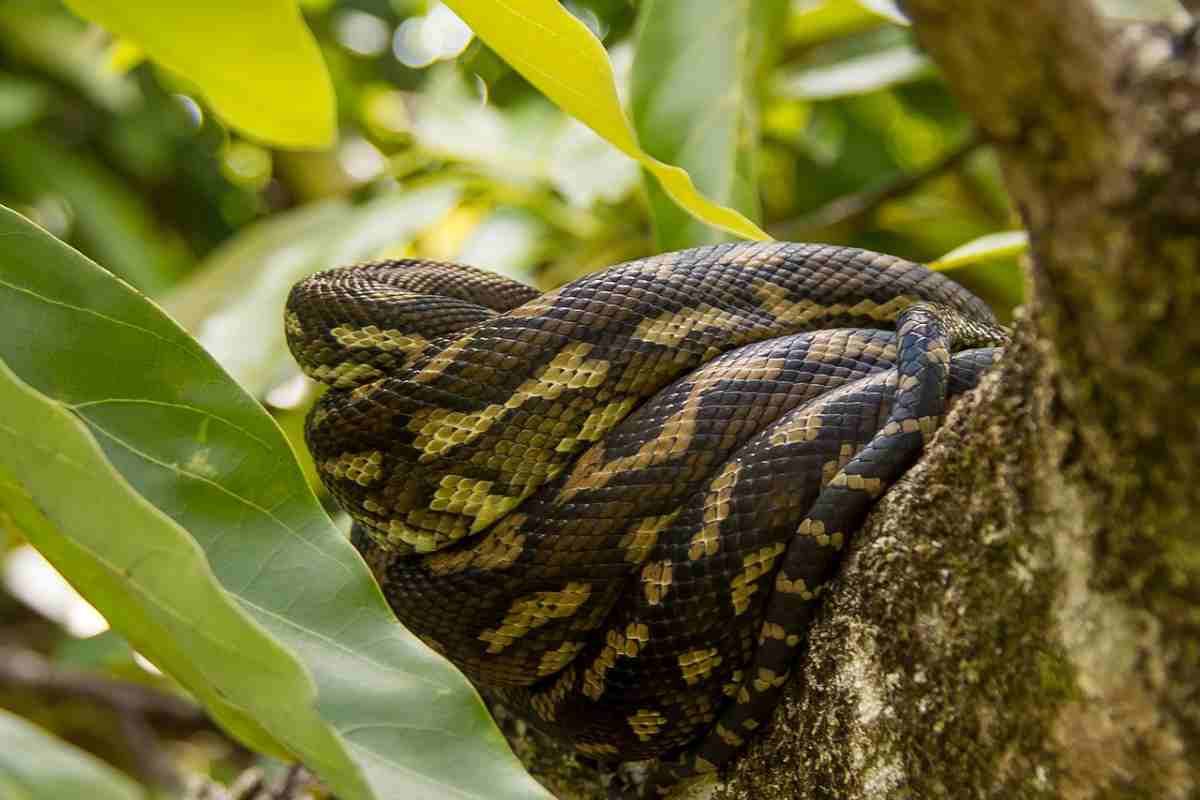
<box><xmin>502</xmin><ymin>3</ymin><xmax>1200</xmax><ymax>798</ymax></box>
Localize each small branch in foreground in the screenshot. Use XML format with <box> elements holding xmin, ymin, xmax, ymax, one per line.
<box><xmin>0</xmin><ymin>644</ymin><xmax>216</xmax><ymax>788</ymax></box>
<box><xmin>768</xmin><ymin>133</ymin><xmax>984</xmax><ymax>239</ymax></box>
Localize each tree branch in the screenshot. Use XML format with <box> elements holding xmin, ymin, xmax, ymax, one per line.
<box><xmin>767</xmin><ymin>133</ymin><xmax>984</xmax><ymax>239</ymax></box>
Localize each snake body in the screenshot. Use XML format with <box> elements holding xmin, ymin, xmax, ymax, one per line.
<box><xmin>285</xmin><ymin>242</ymin><xmax>1005</xmax><ymax>790</ymax></box>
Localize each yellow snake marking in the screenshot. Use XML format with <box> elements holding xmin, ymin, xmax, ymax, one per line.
<box><xmin>807</xmin><ymin>328</ymin><xmax>898</xmax><ymax>365</ymax></box>
<box><xmin>694</xmin><ymin>755</ymin><xmax>719</xmax><ymax>774</ymax></box>
<box><xmin>678</xmin><ymin>647</ymin><xmax>722</xmax><ymax>686</ymax></box>
<box><xmin>537</xmin><ymin>641</ymin><xmax>587</xmax><ymax>677</ymax></box>
<box><xmin>715</xmin><ymin>724</ymin><xmax>744</xmax><ymax>748</ymax></box>
<box><xmin>627</xmin><ymin>708</ymin><xmax>667</xmax><ymax>741</ymax></box>
<box><xmin>821</xmin><ymin>442</ymin><xmax>859</xmax><ymax>486</ymax></box>
<box><xmin>690</xmin><ymin>461</ymin><xmax>742</xmax><ymax>561</ymax></box>
<box><xmin>285</xmin><ymin>310</ymin><xmax>304</xmax><ymax>338</ymax></box>
<box><xmin>531</xmin><ymin>665</ymin><xmax>576</xmax><ymax>723</ymax></box>
<box><xmin>413</xmin><ymin>331</ymin><xmax>475</xmax><ymax>384</ymax></box>
<box><xmin>775</xmin><ymin>572</ymin><xmax>819</xmax><ymax>601</ymax></box>
<box><xmin>308</xmin><ymin>361</ymin><xmax>385</xmax><ymax>388</ymax></box>
<box><xmin>753</xmin><ymin>667</ymin><xmax>789</xmax><ymax>692</ymax></box>
<box><xmin>331</xmin><ymin>323</ymin><xmax>430</xmax><ymax>355</ymax></box>
<box><xmin>477</xmin><ymin>582</ymin><xmax>593</xmax><ymax>654</ymax></box>
<box><xmin>730</xmin><ymin>542</ymin><xmax>787</xmax><ymax>615</ymax></box>
<box><xmin>384</xmin><ymin>513</ymin><xmax>468</xmax><ymax>553</ymax></box>
<box><xmin>423</xmin><ymin>513</ymin><xmax>527</xmax><ymax>576</ymax></box>
<box><xmin>575</xmin><ymin>742</ymin><xmax>619</xmax><ymax>757</ymax></box>
<box><xmin>769</xmin><ymin>407</ymin><xmax>823</xmax><ymax>446</ymax></box>
<box><xmin>752</xmin><ymin>280</ymin><xmax>920</xmax><ymax>330</ymax></box>
<box><xmin>722</xmin><ymin>669</ymin><xmax>745</xmax><ymax>698</ymax></box>
<box><xmin>641</xmin><ymin>560</ymin><xmax>674</xmax><ymax>606</ymax></box>
<box><xmin>828</xmin><ymin>471</ymin><xmax>885</xmax><ymax>498</ymax></box>
<box><xmin>742</xmin><ymin>718</ymin><xmax>760</xmax><ymax>731</ymax></box>
<box><xmin>320</xmin><ymin>450</ymin><xmax>384</xmax><ymax>487</ymax></box>
<box><xmin>560</xmin><ymin>357</ymin><xmax>783</xmax><ymax>501</ymax></box>
<box><xmin>630</xmin><ymin>303</ymin><xmax>742</xmax><ymax>348</ymax></box>
<box><xmin>619</xmin><ymin>511</ymin><xmax>681</xmax><ymax>564</ymax></box>
<box><xmin>408</xmin><ymin>341</ymin><xmax>611</xmax><ymax>462</ymax></box>
<box><xmin>582</xmin><ymin>623</ymin><xmax>650</xmax><ymax>700</ymax></box>
<box><xmin>760</xmin><ymin>620</ymin><xmax>802</xmax><ymax>647</ymax></box>
<box><xmin>555</xmin><ymin>397</ymin><xmax>639</xmax><ymax>454</ymax></box>
<box><xmin>429</xmin><ymin>474</ymin><xmax>499</xmax><ymax>516</ymax></box>
<box><xmin>797</xmin><ymin>518</ymin><xmax>844</xmax><ymax>549</ymax></box>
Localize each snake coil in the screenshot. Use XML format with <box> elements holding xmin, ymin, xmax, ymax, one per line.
<box><xmin>285</xmin><ymin>242</ymin><xmax>1006</xmax><ymax>794</ymax></box>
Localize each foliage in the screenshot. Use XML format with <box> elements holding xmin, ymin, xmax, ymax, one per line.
<box><xmin>1</xmin><ymin>0</ymin><xmax>1139</xmax><ymax>795</ymax></box>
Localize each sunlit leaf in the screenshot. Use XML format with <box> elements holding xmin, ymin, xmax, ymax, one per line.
<box><xmin>0</xmin><ymin>709</ymin><xmax>141</xmax><ymax>800</ymax></box>
<box><xmin>930</xmin><ymin>230</ymin><xmax>1029</xmax><ymax>270</ymax></box>
<box><xmin>443</xmin><ymin>0</ymin><xmax>770</xmax><ymax>240</ymax></box>
<box><xmin>778</xmin><ymin>46</ymin><xmax>932</xmax><ymax>100</ymax></box>
<box><xmin>853</xmin><ymin>0</ymin><xmax>910</xmax><ymax>25</ymax></box>
<box><xmin>0</xmin><ymin>205</ymin><xmax>549</xmax><ymax>800</ymax></box>
<box><xmin>61</xmin><ymin>0</ymin><xmax>335</xmax><ymax>148</ymax></box>
<box><xmin>631</xmin><ymin>0</ymin><xmax>785</xmax><ymax>249</ymax></box>
<box><xmin>787</xmin><ymin>0</ymin><xmax>883</xmax><ymax>49</ymax></box>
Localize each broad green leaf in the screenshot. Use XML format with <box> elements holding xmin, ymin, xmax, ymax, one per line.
<box><xmin>854</xmin><ymin>0</ymin><xmax>910</xmax><ymax>25</ymax></box>
<box><xmin>0</xmin><ymin>709</ymin><xmax>141</xmax><ymax>800</ymax></box>
<box><xmin>443</xmin><ymin>0</ymin><xmax>770</xmax><ymax>241</ymax></box>
<box><xmin>0</xmin><ymin>360</ymin><xmax>332</xmax><ymax>770</ymax></box>
<box><xmin>931</xmin><ymin>230</ymin><xmax>1029</xmax><ymax>270</ymax></box>
<box><xmin>62</xmin><ymin>0</ymin><xmax>335</xmax><ymax>149</ymax></box>
<box><xmin>778</xmin><ymin>46</ymin><xmax>932</xmax><ymax>100</ymax></box>
<box><xmin>164</xmin><ymin>183</ymin><xmax>462</xmax><ymax>397</ymax></box>
<box><xmin>0</xmin><ymin>130</ymin><xmax>187</xmax><ymax>295</ymax></box>
<box><xmin>631</xmin><ymin>0</ymin><xmax>785</xmax><ymax>250</ymax></box>
<box><xmin>0</xmin><ymin>206</ymin><xmax>549</xmax><ymax>800</ymax></box>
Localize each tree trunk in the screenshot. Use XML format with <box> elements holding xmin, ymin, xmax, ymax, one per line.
<box><xmin>504</xmin><ymin>4</ymin><xmax>1200</xmax><ymax>798</ymax></box>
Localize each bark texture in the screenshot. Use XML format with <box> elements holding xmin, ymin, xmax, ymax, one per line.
<box><xmin>504</xmin><ymin>3</ymin><xmax>1200</xmax><ymax>798</ymax></box>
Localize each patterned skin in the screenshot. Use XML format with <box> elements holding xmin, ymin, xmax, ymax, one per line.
<box><xmin>285</xmin><ymin>242</ymin><xmax>1007</xmax><ymax>794</ymax></box>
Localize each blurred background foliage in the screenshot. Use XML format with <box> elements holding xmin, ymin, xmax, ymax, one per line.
<box><xmin>3</xmin><ymin>0</ymin><xmax>1176</xmax><ymax>795</ymax></box>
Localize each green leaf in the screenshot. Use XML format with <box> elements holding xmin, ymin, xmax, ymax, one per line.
<box><xmin>0</xmin><ymin>129</ymin><xmax>187</xmax><ymax>295</ymax></box>
<box><xmin>631</xmin><ymin>0</ymin><xmax>785</xmax><ymax>250</ymax></box>
<box><xmin>853</xmin><ymin>0</ymin><xmax>910</xmax><ymax>25</ymax></box>
<box><xmin>443</xmin><ymin>0</ymin><xmax>770</xmax><ymax>241</ymax></box>
<box><xmin>0</xmin><ymin>709</ymin><xmax>141</xmax><ymax>800</ymax></box>
<box><xmin>61</xmin><ymin>0</ymin><xmax>335</xmax><ymax>149</ymax></box>
<box><xmin>930</xmin><ymin>230</ymin><xmax>1029</xmax><ymax>270</ymax></box>
<box><xmin>786</xmin><ymin>0</ymin><xmax>884</xmax><ymax>50</ymax></box>
<box><xmin>0</xmin><ymin>205</ymin><xmax>549</xmax><ymax>800</ymax></box>
<box><xmin>777</xmin><ymin>46</ymin><xmax>932</xmax><ymax>100</ymax></box>
<box><xmin>164</xmin><ymin>183</ymin><xmax>463</xmax><ymax>397</ymax></box>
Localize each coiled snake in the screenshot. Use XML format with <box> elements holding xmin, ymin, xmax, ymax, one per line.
<box><xmin>285</xmin><ymin>242</ymin><xmax>1006</xmax><ymax>795</ymax></box>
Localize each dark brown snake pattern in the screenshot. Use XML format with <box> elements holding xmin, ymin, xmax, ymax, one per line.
<box><xmin>285</xmin><ymin>242</ymin><xmax>1007</xmax><ymax>795</ymax></box>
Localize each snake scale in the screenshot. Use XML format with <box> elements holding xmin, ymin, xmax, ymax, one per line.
<box><xmin>285</xmin><ymin>242</ymin><xmax>1007</xmax><ymax>794</ymax></box>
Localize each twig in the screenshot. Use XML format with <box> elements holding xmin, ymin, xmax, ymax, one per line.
<box><xmin>0</xmin><ymin>644</ymin><xmax>216</xmax><ymax>788</ymax></box>
<box><xmin>768</xmin><ymin>133</ymin><xmax>984</xmax><ymax>239</ymax></box>
<box><xmin>0</xmin><ymin>644</ymin><xmax>208</xmax><ymax>724</ymax></box>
